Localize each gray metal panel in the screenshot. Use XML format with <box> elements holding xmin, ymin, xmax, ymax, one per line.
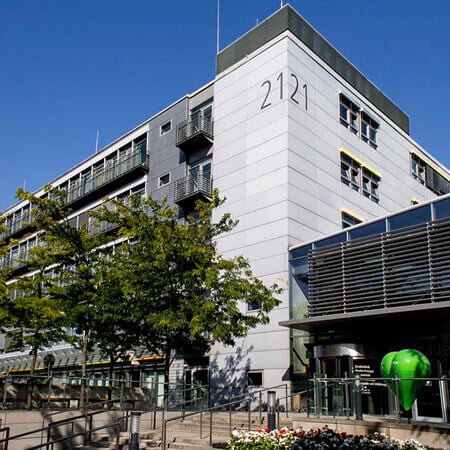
<box><xmin>216</xmin><ymin>5</ymin><xmax>410</xmax><ymax>134</ymax></box>
<box><xmin>147</xmin><ymin>98</ymin><xmax>188</xmax><ymax>204</ymax></box>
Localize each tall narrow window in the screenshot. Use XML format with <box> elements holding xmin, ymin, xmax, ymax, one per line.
<box><xmin>341</xmin><ymin>153</ymin><xmax>360</xmax><ymax>191</ymax></box>
<box><xmin>411</xmin><ymin>154</ymin><xmax>426</xmax><ymax>184</ymax></box>
<box><xmin>361</xmin><ymin>112</ymin><xmax>379</xmax><ymax>148</ymax></box>
<box><xmin>362</xmin><ymin>168</ymin><xmax>381</xmax><ymax>203</ymax></box>
<box><xmin>340</xmin><ymin>94</ymin><xmax>359</xmax><ymax>135</ymax></box>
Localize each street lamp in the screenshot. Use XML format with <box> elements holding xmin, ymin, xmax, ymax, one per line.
<box><xmin>267</xmin><ymin>391</ymin><xmax>276</xmax><ymax>431</ymax></box>
<box><xmin>129</xmin><ymin>411</ymin><xmax>141</xmax><ymax>450</ymax></box>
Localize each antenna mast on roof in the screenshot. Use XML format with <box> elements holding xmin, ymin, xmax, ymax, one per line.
<box><xmin>216</xmin><ymin>0</ymin><xmax>220</xmax><ymax>54</ymax></box>
<box><xmin>95</xmin><ymin>130</ymin><xmax>99</xmax><ymax>153</ymax></box>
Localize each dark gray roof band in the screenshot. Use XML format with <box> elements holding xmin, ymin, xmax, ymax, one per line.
<box><xmin>216</xmin><ymin>6</ymin><xmax>409</xmax><ymax>134</ymax></box>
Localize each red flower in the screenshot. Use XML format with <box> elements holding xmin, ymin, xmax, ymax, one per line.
<box><xmin>265</xmin><ymin>427</ymin><xmax>270</xmax><ymax>433</ymax></box>
<box><xmin>280</xmin><ymin>429</ymin><xmax>286</xmax><ymax>435</ymax></box>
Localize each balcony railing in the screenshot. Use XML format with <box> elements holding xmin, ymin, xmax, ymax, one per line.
<box><xmin>65</xmin><ymin>144</ymin><xmax>148</xmax><ymax>206</ymax></box>
<box><xmin>176</xmin><ymin>112</ymin><xmax>213</xmax><ymax>151</ymax></box>
<box><xmin>174</xmin><ymin>173</ymin><xmax>212</xmax><ymax>205</ymax></box>
<box><xmin>1</xmin><ymin>212</ymin><xmax>32</xmax><ymax>240</ymax></box>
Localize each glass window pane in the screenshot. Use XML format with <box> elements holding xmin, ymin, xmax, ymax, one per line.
<box><xmin>290</xmin><ymin>244</ymin><xmax>312</xmax><ymax>260</ymax></box>
<box><xmin>315</xmin><ymin>233</ymin><xmax>347</xmax><ymax>248</ymax></box>
<box><xmin>389</xmin><ymin>205</ymin><xmax>431</xmax><ymax>231</ymax></box>
<box><xmin>350</xmin><ymin>219</ymin><xmax>386</xmax><ymax>240</ymax></box>
<box><xmin>434</xmin><ymin>198</ymin><xmax>450</xmax><ymax>220</ymax></box>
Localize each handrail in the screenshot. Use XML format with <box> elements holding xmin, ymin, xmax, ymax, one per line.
<box><xmin>221</xmin><ymin>383</ymin><xmax>288</xmax><ymax>406</ymax></box>
<box><xmin>0</xmin><ymin>427</ymin><xmax>10</xmax><ymax>450</ymax></box>
<box><xmin>48</xmin><ymin>409</ymin><xmax>106</xmax><ymax>428</ymax></box>
<box><xmin>0</xmin><ymin>409</ymin><xmax>127</xmax><ymax>449</ymax></box>
<box><xmin>311</xmin><ymin>376</ymin><xmax>449</xmax><ymax>382</ymax></box>
<box><xmin>25</xmin><ymin>418</ymin><xmax>124</xmax><ymax>450</ymax></box>
<box><xmin>161</xmin><ymin>383</ymin><xmax>288</xmax><ymax>449</ymax></box>
<box><xmin>41</xmin><ymin>398</ymin><xmax>117</xmax><ymax>429</ymax></box>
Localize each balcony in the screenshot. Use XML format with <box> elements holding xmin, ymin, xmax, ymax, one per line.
<box><xmin>176</xmin><ymin>112</ymin><xmax>213</xmax><ymax>152</ymax></box>
<box><xmin>1</xmin><ymin>213</ymin><xmax>32</xmax><ymax>240</ymax></box>
<box><xmin>174</xmin><ymin>173</ymin><xmax>212</xmax><ymax>206</ymax></box>
<box><xmin>65</xmin><ymin>144</ymin><xmax>148</xmax><ymax>208</ymax></box>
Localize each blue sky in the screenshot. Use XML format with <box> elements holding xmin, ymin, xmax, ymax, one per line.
<box><xmin>1</xmin><ymin>0</ymin><xmax>449</xmax><ymax>211</ymax></box>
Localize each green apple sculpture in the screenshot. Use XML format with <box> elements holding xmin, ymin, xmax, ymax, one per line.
<box><xmin>380</xmin><ymin>349</ymin><xmax>431</xmax><ymax>411</ymax></box>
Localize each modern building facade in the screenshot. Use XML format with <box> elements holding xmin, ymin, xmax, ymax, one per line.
<box><xmin>1</xmin><ymin>5</ymin><xmax>449</xmax><ymax>407</ymax></box>
<box><xmin>282</xmin><ymin>195</ymin><xmax>450</xmax><ymax>421</ymax></box>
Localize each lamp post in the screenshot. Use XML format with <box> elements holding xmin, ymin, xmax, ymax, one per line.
<box><xmin>129</xmin><ymin>411</ymin><xmax>141</xmax><ymax>450</ymax></box>
<box><xmin>267</xmin><ymin>391</ymin><xmax>276</xmax><ymax>431</ymax></box>
<box><xmin>43</xmin><ymin>354</ymin><xmax>55</xmax><ymax>409</ymax></box>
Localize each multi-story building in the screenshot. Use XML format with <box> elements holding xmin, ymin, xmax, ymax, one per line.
<box><xmin>1</xmin><ymin>5</ymin><xmax>449</xmax><ymax>410</ymax></box>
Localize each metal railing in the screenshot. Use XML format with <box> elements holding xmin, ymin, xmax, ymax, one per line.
<box><xmin>1</xmin><ymin>212</ymin><xmax>32</xmax><ymax>240</ymax></box>
<box><xmin>65</xmin><ymin>145</ymin><xmax>148</xmax><ymax>205</ymax></box>
<box><xmin>25</xmin><ymin>420</ymin><xmax>123</xmax><ymax>450</ymax></box>
<box><xmin>1</xmin><ymin>375</ymin><xmax>209</xmax><ymax>416</ymax></box>
<box><xmin>0</xmin><ymin>427</ymin><xmax>10</xmax><ymax>450</ymax></box>
<box><xmin>305</xmin><ymin>375</ymin><xmax>449</xmax><ymax>423</ymax></box>
<box><xmin>174</xmin><ymin>172</ymin><xmax>212</xmax><ymax>203</ymax></box>
<box><xmin>0</xmin><ymin>408</ymin><xmax>128</xmax><ymax>450</ymax></box>
<box><xmin>161</xmin><ymin>384</ymin><xmax>288</xmax><ymax>449</ymax></box>
<box><xmin>176</xmin><ymin>111</ymin><xmax>213</xmax><ymax>147</ymax></box>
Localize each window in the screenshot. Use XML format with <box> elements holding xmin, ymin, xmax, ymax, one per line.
<box><xmin>158</xmin><ymin>173</ymin><xmax>170</xmax><ymax>188</ymax></box>
<box><xmin>410</xmin><ymin>154</ymin><xmax>425</xmax><ymax>184</ymax></box>
<box><xmin>340</xmin><ymin>94</ymin><xmax>359</xmax><ymax>134</ymax></box>
<box><xmin>362</xmin><ymin>168</ymin><xmax>380</xmax><ymax>203</ymax></box>
<box><xmin>361</xmin><ymin>112</ymin><xmax>379</xmax><ymax>148</ymax></box>
<box><xmin>247</xmin><ymin>371</ymin><xmax>263</xmax><ymax>387</ymax></box>
<box><xmin>339</xmin><ymin>94</ymin><xmax>379</xmax><ymax>148</ymax></box>
<box><xmin>410</xmin><ymin>153</ymin><xmax>449</xmax><ymax>195</ymax></box>
<box><xmin>160</xmin><ymin>121</ymin><xmax>172</xmax><ymax>136</ymax></box>
<box><xmin>342</xmin><ymin>211</ymin><xmax>363</xmax><ymax>229</ymax></box>
<box><xmin>188</xmin><ymin>159</ymin><xmax>212</xmax><ymax>181</ymax></box>
<box><xmin>340</xmin><ymin>149</ymin><xmax>381</xmax><ymax>203</ymax></box>
<box><xmin>248</xmin><ymin>301</ymin><xmax>262</xmax><ymax>311</ymax></box>
<box><xmin>341</xmin><ymin>153</ymin><xmax>360</xmax><ymax>191</ymax></box>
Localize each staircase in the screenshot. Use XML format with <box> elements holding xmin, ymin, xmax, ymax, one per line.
<box><xmin>78</xmin><ymin>411</ymin><xmax>288</xmax><ymax>449</ymax></box>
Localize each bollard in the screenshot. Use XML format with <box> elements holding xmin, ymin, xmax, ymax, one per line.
<box><xmin>129</xmin><ymin>411</ymin><xmax>141</xmax><ymax>450</ymax></box>
<box><xmin>267</xmin><ymin>391</ymin><xmax>276</xmax><ymax>431</ymax></box>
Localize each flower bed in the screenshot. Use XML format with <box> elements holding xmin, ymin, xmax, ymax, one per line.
<box><xmin>226</xmin><ymin>426</ymin><xmax>434</xmax><ymax>449</ymax></box>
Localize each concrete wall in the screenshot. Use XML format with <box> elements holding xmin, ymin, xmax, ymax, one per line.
<box><xmin>293</xmin><ymin>417</ymin><xmax>449</xmax><ymax>450</ymax></box>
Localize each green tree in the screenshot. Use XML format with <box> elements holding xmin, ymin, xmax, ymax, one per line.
<box><xmin>89</xmin><ymin>255</ymin><xmax>144</xmax><ymax>403</ymax></box>
<box><xmin>17</xmin><ymin>187</ymin><xmax>115</xmax><ymax>409</ymax></box>
<box><xmin>0</xmin><ymin>217</ymin><xmax>10</xmax><ymax>326</ymax></box>
<box><xmin>3</xmin><ymin>243</ymin><xmax>65</xmax><ymax>409</ymax></box>
<box><xmin>97</xmin><ymin>191</ymin><xmax>282</xmax><ymax>408</ymax></box>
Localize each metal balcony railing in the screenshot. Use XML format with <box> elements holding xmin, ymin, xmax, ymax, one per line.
<box><xmin>176</xmin><ymin>112</ymin><xmax>213</xmax><ymax>150</ymax></box>
<box><xmin>65</xmin><ymin>144</ymin><xmax>148</xmax><ymax>205</ymax></box>
<box><xmin>1</xmin><ymin>212</ymin><xmax>32</xmax><ymax>240</ymax></box>
<box><xmin>174</xmin><ymin>173</ymin><xmax>212</xmax><ymax>204</ymax></box>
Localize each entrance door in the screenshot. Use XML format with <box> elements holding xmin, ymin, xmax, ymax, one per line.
<box><xmin>184</xmin><ymin>367</ymin><xmax>209</xmax><ymax>409</ymax></box>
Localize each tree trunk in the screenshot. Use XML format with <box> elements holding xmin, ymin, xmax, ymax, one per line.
<box><xmin>107</xmin><ymin>352</ymin><xmax>115</xmax><ymax>408</ymax></box>
<box><xmin>79</xmin><ymin>332</ymin><xmax>89</xmax><ymax>410</ymax></box>
<box><xmin>163</xmin><ymin>346</ymin><xmax>171</xmax><ymax>411</ymax></box>
<box><xmin>26</xmin><ymin>347</ymin><xmax>38</xmax><ymax>410</ymax></box>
